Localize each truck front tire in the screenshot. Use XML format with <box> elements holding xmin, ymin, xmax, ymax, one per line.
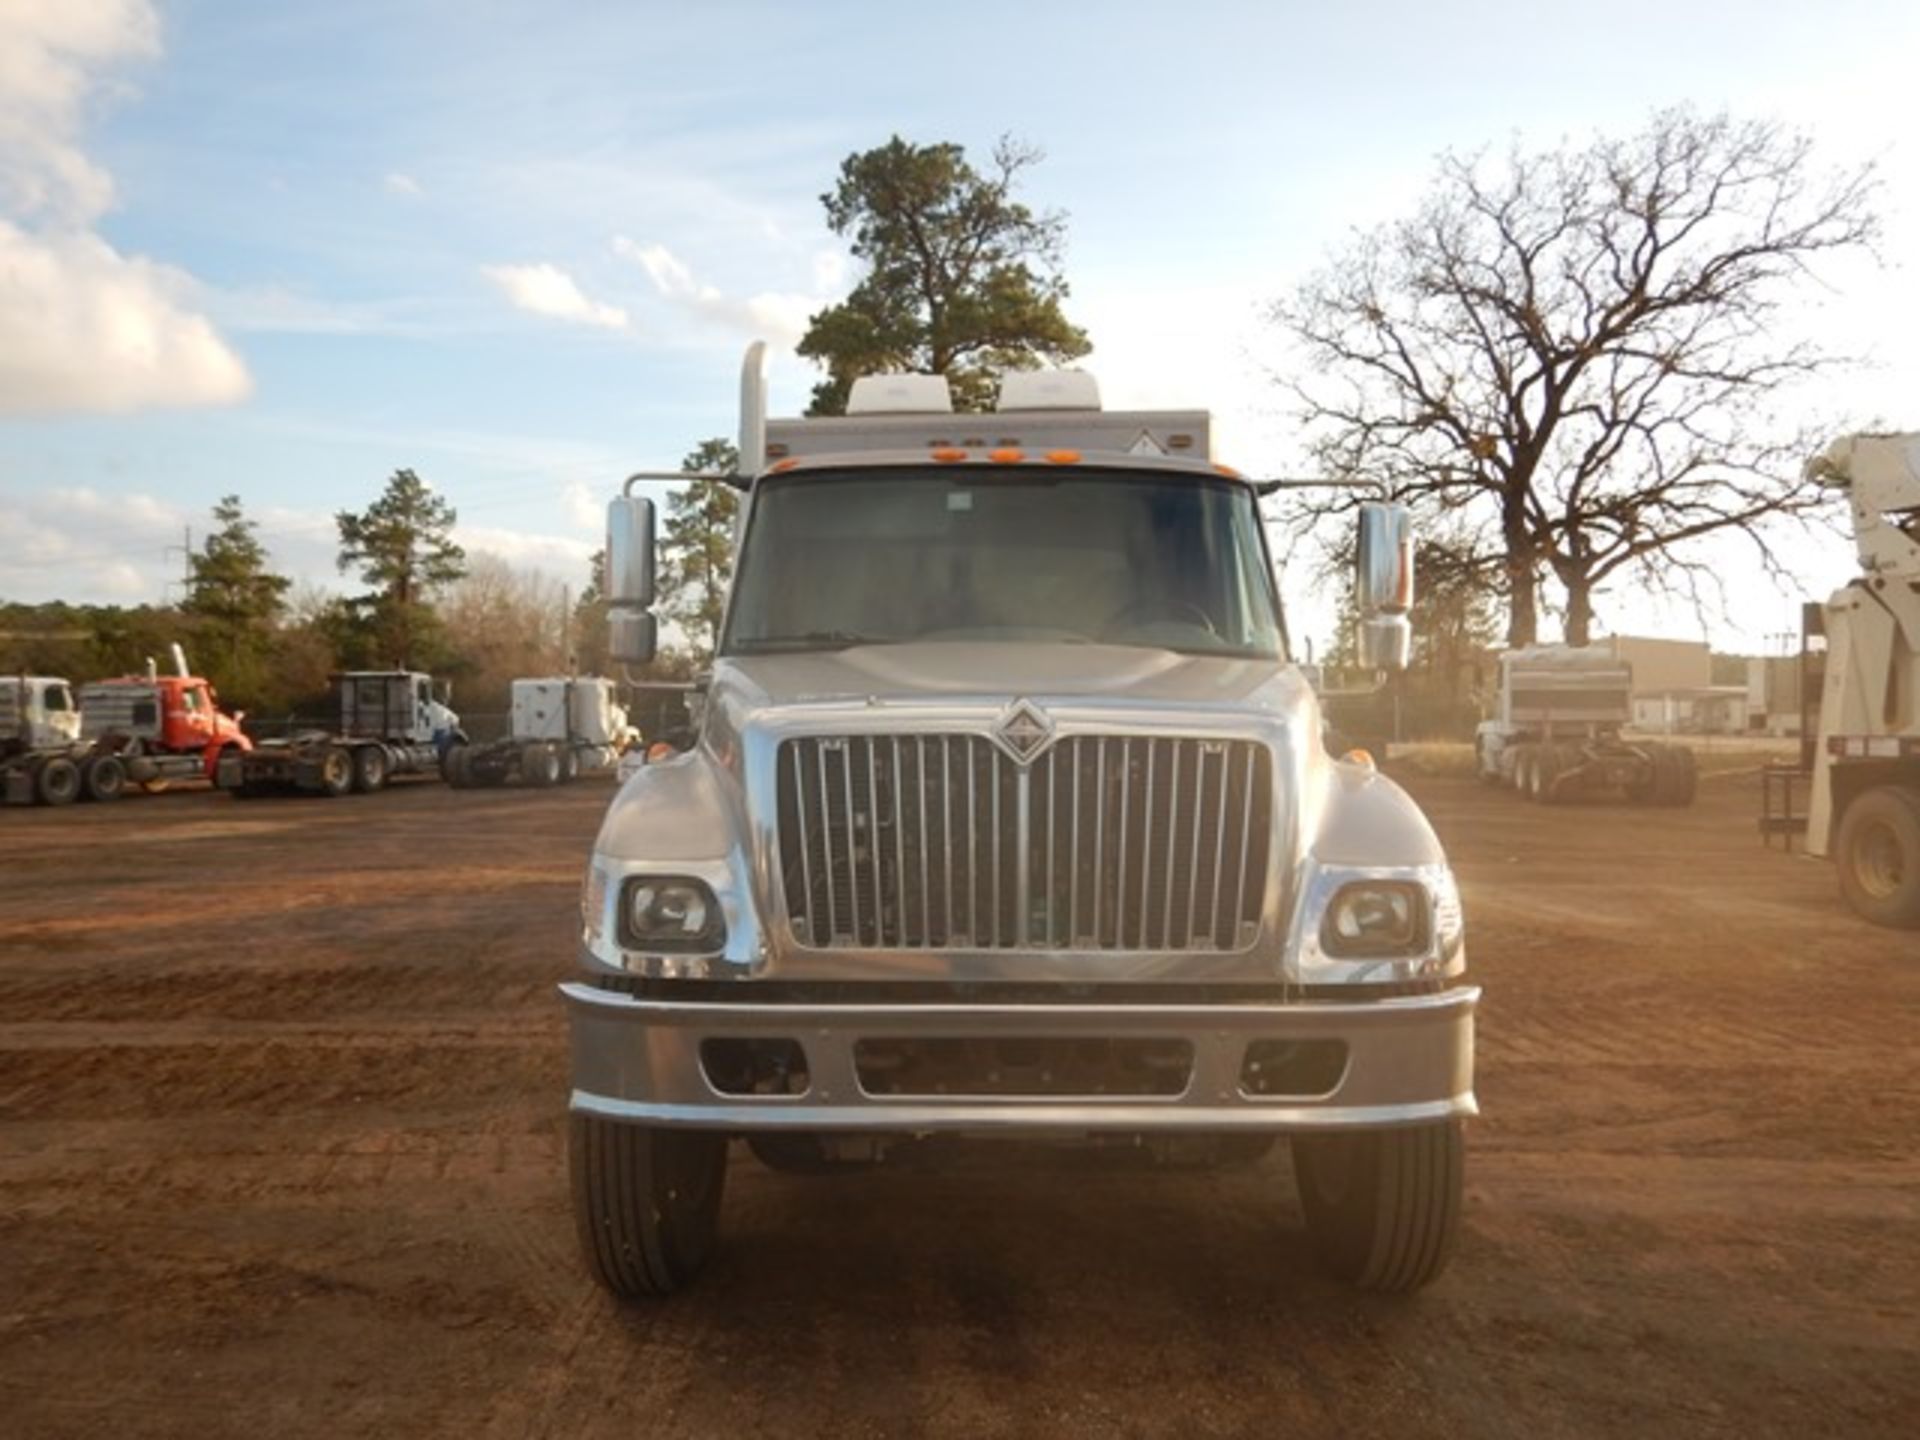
<box><xmin>1292</xmin><ymin>1121</ymin><xmax>1463</xmax><ymax>1293</ymax></box>
<box><xmin>571</xmin><ymin>1115</ymin><xmax>727</xmax><ymax>1298</ymax></box>
<box><xmin>1835</xmin><ymin>785</ymin><xmax>1920</xmax><ymax>930</ymax></box>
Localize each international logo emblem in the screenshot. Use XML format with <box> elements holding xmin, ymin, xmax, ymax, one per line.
<box><xmin>993</xmin><ymin>700</ymin><xmax>1055</xmax><ymax>765</ymax></box>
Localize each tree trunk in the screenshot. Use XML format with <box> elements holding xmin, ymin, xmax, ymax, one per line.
<box><xmin>1564</xmin><ymin>575</ymin><xmax>1595</xmax><ymax>647</ymax></box>
<box><xmin>1502</xmin><ymin>547</ymin><xmax>1538</xmax><ymax>648</ymax></box>
<box><xmin>1501</xmin><ymin>491</ymin><xmax>1537</xmax><ymax>649</ymax></box>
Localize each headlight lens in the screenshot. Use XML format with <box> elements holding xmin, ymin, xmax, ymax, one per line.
<box><xmin>622</xmin><ymin>877</ymin><xmax>725</xmax><ymax>952</ymax></box>
<box><xmin>1320</xmin><ymin>880</ymin><xmax>1427</xmax><ymax>958</ymax></box>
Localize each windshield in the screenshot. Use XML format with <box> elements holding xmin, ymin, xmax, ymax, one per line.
<box><xmin>723</xmin><ymin>469</ymin><xmax>1285</xmax><ymax>659</ymax></box>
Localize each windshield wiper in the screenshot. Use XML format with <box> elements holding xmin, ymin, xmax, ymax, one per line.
<box><xmin>730</xmin><ymin>630</ymin><xmax>899</xmax><ymax>655</ymax></box>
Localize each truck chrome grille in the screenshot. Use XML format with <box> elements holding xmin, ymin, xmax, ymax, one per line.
<box><xmin>775</xmin><ymin>735</ymin><xmax>1272</xmax><ymax>951</ymax></box>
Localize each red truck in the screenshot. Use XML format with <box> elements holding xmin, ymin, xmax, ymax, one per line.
<box><xmin>78</xmin><ymin>644</ymin><xmax>250</xmax><ymax>794</ymax></box>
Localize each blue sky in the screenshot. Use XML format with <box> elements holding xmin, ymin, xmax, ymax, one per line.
<box><xmin>2</xmin><ymin>0</ymin><xmax>1914</xmax><ymax>651</ymax></box>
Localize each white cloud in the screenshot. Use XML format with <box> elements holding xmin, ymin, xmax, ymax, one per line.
<box><xmin>452</xmin><ymin>524</ymin><xmax>595</xmax><ymax>576</ymax></box>
<box><xmin>811</xmin><ymin>248</ymin><xmax>848</xmax><ymax>295</ymax></box>
<box><xmin>383</xmin><ymin>171</ymin><xmax>422</xmax><ymax>197</ymax></box>
<box><xmin>612</xmin><ymin>235</ymin><xmax>821</xmax><ymax>346</ymax></box>
<box><xmin>0</xmin><ymin>0</ymin><xmax>159</xmax><ymax>224</ymax></box>
<box><xmin>1</xmin><ymin>485</ymin><xmax>199</xmax><ymax>602</ymax></box>
<box><xmin>481</xmin><ymin>261</ymin><xmax>629</xmax><ymax>331</ymax></box>
<box><xmin>560</xmin><ymin>479</ymin><xmax>602</xmax><ymax>532</ymax></box>
<box><xmin>0</xmin><ymin>0</ymin><xmax>251</xmax><ymax>416</ymax></box>
<box><xmin>0</xmin><ymin>479</ymin><xmax>602</xmax><ymax>606</ymax></box>
<box><xmin>0</xmin><ymin>220</ymin><xmax>251</xmax><ymax>414</ymax></box>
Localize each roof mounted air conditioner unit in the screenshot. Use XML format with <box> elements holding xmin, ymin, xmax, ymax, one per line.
<box><xmin>846</xmin><ymin>373</ymin><xmax>954</xmax><ymax>415</ymax></box>
<box><xmin>996</xmin><ymin>370</ymin><xmax>1102</xmax><ymax>412</ymax></box>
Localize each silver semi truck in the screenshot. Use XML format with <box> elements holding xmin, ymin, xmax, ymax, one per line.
<box><xmin>563</xmin><ymin>346</ymin><xmax>1476</xmax><ymax>1297</ymax></box>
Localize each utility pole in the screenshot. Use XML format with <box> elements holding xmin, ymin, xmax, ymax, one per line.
<box><xmin>163</xmin><ymin>524</ymin><xmax>193</xmax><ymax>605</ymax></box>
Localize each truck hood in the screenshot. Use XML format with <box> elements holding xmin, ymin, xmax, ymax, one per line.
<box><xmin>714</xmin><ymin>641</ymin><xmax>1300</xmax><ymax>715</ymax></box>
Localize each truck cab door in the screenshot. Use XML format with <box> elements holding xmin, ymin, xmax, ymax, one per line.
<box><xmin>37</xmin><ymin>682</ymin><xmax>80</xmax><ymax>748</ymax></box>
<box><xmin>178</xmin><ymin>683</ymin><xmax>213</xmax><ymax>745</ymax></box>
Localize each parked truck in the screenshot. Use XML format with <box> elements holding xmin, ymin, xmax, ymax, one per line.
<box><xmin>445</xmin><ymin>676</ymin><xmax>636</xmax><ymax>788</ymax></box>
<box><xmin>227</xmin><ymin>671</ymin><xmax>460</xmax><ymax>798</ymax></box>
<box><xmin>1</xmin><ymin>676</ymin><xmax>103</xmax><ymax>805</ymax></box>
<box><xmin>562</xmin><ymin>343</ymin><xmax>1475</xmax><ymax>1299</ymax></box>
<box><xmin>1474</xmin><ymin>645</ymin><xmax>1697</xmax><ymax>805</ymax></box>
<box><xmin>1774</xmin><ymin>433</ymin><xmax>1920</xmax><ymax>929</ymax></box>
<box><xmin>78</xmin><ymin>644</ymin><xmax>250</xmax><ymax>794</ymax></box>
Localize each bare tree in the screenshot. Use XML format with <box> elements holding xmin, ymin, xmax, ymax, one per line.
<box><xmin>1277</xmin><ymin>109</ymin><xmax>1878</xmax><ymax>645</ymax></box>
<box><xmin>438</xmin><ymin>553</ymin><xmax>568</xmax><ymax>706</ymax></box>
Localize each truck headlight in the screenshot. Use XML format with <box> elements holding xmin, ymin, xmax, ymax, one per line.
<box><xmin>1320</xmin><ymin>880</ymin><xmax>1428</xmax><ymax>958</ymax></box>
<box><xmin>621</xmin><ymin>877</ymin><xmax>726</xmax><ymax>953</ymax></box>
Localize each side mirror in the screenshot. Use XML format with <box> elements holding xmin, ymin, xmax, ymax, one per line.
<box><xmin>610</xmin><ymin>609</ymin><xmax>658</xmax><ymax>666</ymax></box>
<box><xmin>1354</xmin><ymin>502</ymin><xmax>1414</xmax><ymax>672</ymax></box>
<box><xmin>606</xmin><ymin>496</ymin><xmax>656</xmax><ymax>606</ymax></box>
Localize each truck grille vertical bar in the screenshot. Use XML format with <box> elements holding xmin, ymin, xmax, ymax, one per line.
<box><xmin>966</xmin><ymin>737</ymin><xmax>979</xmax><ymax>946</ymax></box>
<box><xmin>990</xmin><ymin>744</ymin><xmax>1004</xmax><ymax>947</ymax></box>
<box><xmin>815</xmin><ymin>740</ymin><xmax>839</xmax><ymax>942</ymax></box>
<box><xmin>1209</xmin><ymin>743</ymin><xmax>1231</xmax><ymax>947</ymax></box>
<box><xmin>786</xmin><ymin>743</ymin><xmax>817</xmax><ymax>945</ymax></box>
<box><xmin>1140</xmin><ymin>740</ymin><xmax>1159</xmax><ymax>950</ymax></box>
<box><xmin>916</xmin><ymin>737</ymin><xmax>931</xmax><ymax>947</ymax></box>
<box><xmin>1044</xmin><ymin>749</ymin><xmax>1057</xmax><ymax>947</ymax></box>
<box><xmin>777</xmin><ymin>733</ymin><xmax>1269</xmax><ymax>953</ymax></box>
<box><xmin>1234</xmin><ymin>744</ymin><xmax>1257</xmax><ymax>947</ymax></box>
<box><xmin>1068</xmin><ymin>737</ymin><xmax>1083</xmax><ymax>944</ymax></box>
<box><xmin>841</xmin><ymin>740</ymin><xmax>862</xmax><ymax>944</ymax></box>
<box><xmin>1092</xmin><ymin>738</ymin><xmax>1108</xmax><ymax>947</ymax></box>
<box><xmin>1160</xmin><ymin>741</ymin><xmax>1181</xmax><ymax>949</ymax></box>
<box><xmin>936</xmin><ymin>737</ymin><xmax>952</xmax><ymax>952</ymax></box>
<box><xmin>1116</xmin><ymin>738</ymin><xmax>1133</xmax><ymax>949</ymax></box>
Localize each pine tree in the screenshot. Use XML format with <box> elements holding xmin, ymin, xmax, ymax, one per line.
<box><xmin>657</xmin><ymin>439</ymin><xmax>740</xmax><ymax>662</ymax></box>
<box><xmin>183</xmin><ymin>495</ymin><xmax>291</xmax><ymax>703</ymax></box>
<box><xmin>335</xmin><ymin>469</ymin><xmax>466</xmax><ymax>669</ymax></box>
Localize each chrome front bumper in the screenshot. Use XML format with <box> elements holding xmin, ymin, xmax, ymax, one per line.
<box><xmin>563</xmin><ymin>983</ymin><xmax>1478</xmax><ymax>1133</ymax></box>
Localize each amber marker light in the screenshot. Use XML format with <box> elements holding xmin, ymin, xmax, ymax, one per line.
<box><xmin>1045</xmin><ymin>449</ymin><xmax>1082</xmax><ymax>465</ymax></box>
<box><xmin>771</xmin><ymin>457</ymin><xmax>801</xmax><ymax>473</ymax></box>
<box><xmin>1214</xmin><ymin>463</ymin><xmax>1242</xmax><ymax>479</ymax></box>
<box><xmin>988</xmin><ymin>448</ymin><xmax>1025</xmax><ymax>464</ymax></box>
<box><xmin>931</xmin><ymin>447</ymin><xmax>968</xmax><ymax>463</ymax></box>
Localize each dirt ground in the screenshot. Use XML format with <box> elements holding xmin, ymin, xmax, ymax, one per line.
<box><xmin>1</xmin><ymin>767</ymin><xmax>1914</xmax><ymax>1439</ymax></box>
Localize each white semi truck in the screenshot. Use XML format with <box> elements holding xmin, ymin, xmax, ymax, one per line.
<box><xmin>0</xmin><ymin>676</ymin><xmax>101</xmax><ymax>805</ymax></box>
<box><xmin>226</xmin><ymin>671</ymin><xmax>461</xmax><ymax>798</ymax></box>
<box><xmin>561</xmin><ymin>344</ymin><xmax>1476</xmax><ymax>1299</ymax></box>
<box><xmin>1795</xmin><ymin>434</ymin><xmax>1920</xmax><ymax>928</ymax></box>
<box><xmin>445</xmin><ymin>676</ymin><xmax>637</xmax><ymax>788</ymax></box>
<box><xmin>1475</xmin><ymin>646</ymin><xmax>1697</xmax><ymax>804</ymax></box>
